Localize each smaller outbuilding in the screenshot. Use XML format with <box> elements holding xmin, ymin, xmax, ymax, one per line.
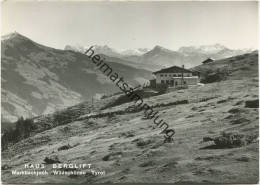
<box><xmin>202</xmin><ymin>58</ymin><xmax>214</xmax><ymax>64</ymax></box>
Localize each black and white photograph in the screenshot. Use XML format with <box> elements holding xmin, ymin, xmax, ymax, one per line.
<box><xmin>1</xmin><ymin>1</ymin><xmax>259</xmax><ymax>184</ymax></box>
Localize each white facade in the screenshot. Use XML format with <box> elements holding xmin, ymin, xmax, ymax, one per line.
<box><xmin>155</xmin><ymin>72</ymin><xmax>198</xmax><ymax>87</ymax></box>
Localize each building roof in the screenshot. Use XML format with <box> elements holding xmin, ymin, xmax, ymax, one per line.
<box><xmin>202</xmin><ymin>58</ymin><xmax>214</xmax><ymax>64</ymax></box>
<box><xmin>153</xmin><ymin>66</ymin><xmax>193</xmax><ymax>74</ymax></box>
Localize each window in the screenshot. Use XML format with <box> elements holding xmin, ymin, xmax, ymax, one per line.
<box><xmin>178</xmin><ymin>74</ymin><xmax>182</xmax><ymax>77</ymax></box>
<box><xmin>161</xmin><ymin>80</ymin><xmax>165</xmax><ymax>84</ymax></box>
<box><xmin>165</xmin><ymin>74</ymin><xmax>167</xmax><ymax>77</ymax></box>
<box><xmin>166</xmin><ymin>80</ymin><xmax>169</xmax><ymax>84</ymax></box>
<box><xmin>175</xmin><ymin>81</ymin><xmax>178</xmax><ymax>86</ymax></box>
<box><xmin>184</xmin><ymin>81</ymin><xmax>186</xmax><ymax>84</ymax></box>
<box><xmin>173</xmin><ymin>74</ymin><xmax>177</xmax><ymax>77</ymax></box>
<box><xmin>160</xmin><ymin>74</ymin><xmax>163</xmax><ymax>77</ymax></box>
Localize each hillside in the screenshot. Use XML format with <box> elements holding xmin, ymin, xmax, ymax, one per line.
<box><xmin>1</xmin><ymin>51</ymin><xmax>258</xmax><ymax>183</ymax></box>
<box><xmin>1</xmin><ymin>33</ymin><xmax>153</xmax><ymax>121</ymax></box>
<box><xmin>193</xmin><ymin>51</ymin><xmax>258</xmax><ymax>83</ymax></box>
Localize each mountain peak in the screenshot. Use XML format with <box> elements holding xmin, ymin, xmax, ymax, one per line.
<box><xmin>121</xmin><ymin>48</ymin><xmax>150</xmax><ymax>56</ymax></box>
<box><xmin>201</xmin><ymin>43</ymin><xmax>227</xmax><ymax>51</ymax></box>
<box><xmin>2</xmin><ymin>32</ymin><xmax>32</xmax><ymax>45</ymax></box>
<box><xmin>92</xmin><ymin>45</ymin><xmax>119</xmax><ymax>54</ymax></box>
<box><xmin>178</xmin><ymin>43</ymin><xmax>229</xmax><ymax>54</ymax></box>
<box><xmin>152</xmin><ymin>45</ymin><xmax>172</xmax><ymax>53</ymax></box>
<box><xmin>153</xmin><ymin>45</ymin><xmax>165</xmax><ymax>50</ymax></box>
<box><xmin>214</xmin><ymin>43</ymin><xmax>225</xmax><ymax>47</ymax></box>
<box><xmin>2</xmin><ymin>32</ymin><xmax>25</xmax><ymax>40</ymax></box>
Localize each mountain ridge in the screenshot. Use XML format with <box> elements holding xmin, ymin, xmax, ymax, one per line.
<box><xmin>65</xmin><ymin>42</ymin><xmax>253</xmax><ymax>70</ymax></box>
<box><xmin>1</xmin><ymin>33</ymin><xmax>152</xmax><ymax>121</ymax></box>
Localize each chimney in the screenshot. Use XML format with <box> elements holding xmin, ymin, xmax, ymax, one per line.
<box><xmin>181</xmin><ymin>65</ymin><xmax>184</xmax><ymax>86</ymax></box>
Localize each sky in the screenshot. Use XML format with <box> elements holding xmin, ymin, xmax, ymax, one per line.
<box><xmin>1</xmin><ymin>1</ymin><xmax>258</xmax><ymax>51</ymax></box>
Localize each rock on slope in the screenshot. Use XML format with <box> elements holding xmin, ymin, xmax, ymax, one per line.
<box><xmin>1</xmin><ymin>51</ymin><xmax>258</xmax><ymax>183</ymax></box>
<box><xmin>1</xmin><ymin>33</ymin><xmax>152</xmax><ymax>121</ymax></box>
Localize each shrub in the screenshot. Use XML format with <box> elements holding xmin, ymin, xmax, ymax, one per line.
<box><xmin>200</xmin><ymin>70</ymin><xmax>229</xmax><ymax>84</ymax></box>
<box><xmin>15</xmin><ymin>117</ymin><xmax>35</xmax><ymax>138</ymax></box>
<box><xmin>58</xmin><ymin>144</ymin><xmax>72</xmax><ymax>151</ymax></box>
<box><xmin>213</xmin><ymin>132</ymin><xmax>255</xmax><ymax>148</ymax></box>
<box><xmin>245</xmin><ymin>99</ymin><xmax>259</xmax><ymax>108</ymax></box>
<box><xmin>1</xmin><ymin>117</ymin><xmax>35</xmax><ymax>150</ymax></box>
<box><xmin>44</xmin><ymin>155</ymin><xmax>61</xmax><ymax>164</ymax></box>
<box><xmin>156</xmin><ymin>84</ymin><xmax>168</xmax><ymax>94</ymax></box>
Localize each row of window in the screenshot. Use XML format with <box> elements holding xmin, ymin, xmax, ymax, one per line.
<box><xmin>161</xmin><ymin>80</ymin><xmax>186</xmax><ymax>85</ymax></box>
<box><xmin>160</xmin><ymin>73</ymin><xmax>191</xmax><ymax>77</ymax></box>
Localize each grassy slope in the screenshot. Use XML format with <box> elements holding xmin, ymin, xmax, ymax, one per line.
<box><xmin>2</xmin><ymin>52</ymin><xmax>259</xmax><ymax>183</ymax></box>
<box><xmin>192</xmin><ymin>51</ymin><xmax>258</xmax><ymax>81</ymax></box>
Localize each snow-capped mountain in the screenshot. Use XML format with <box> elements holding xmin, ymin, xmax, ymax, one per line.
<box><xmin>64</xmin><ymin>44</ymin><xmax>122</xmax><ymax>57</ymax></box>
<box><xmin>124</xmin><ymin>45</ymin><xmax>187</xmax><ymax>68</ymax></box>
<box><xmin>64</xmin><ymin>44</ymin><xmax>150</xmax><ymax>57</ymax></box>
<box><xmin>91</xmin><ymin>45</ymin><xmax>122</xmax><ymax>57</ymax></box>
<box><xmin>178</xmin><ymin>44</ymin><xmax>228</xmax><ymax>54</ymax></box>
<box><xmin>178</xmin><ymin>43</ymin><xmax>253</xmax><ymax>56</ymax></box>
<box><xmin>121</xmin><ymin>48</ymin><xmax>150</xmax><ymax>56</ymax></box>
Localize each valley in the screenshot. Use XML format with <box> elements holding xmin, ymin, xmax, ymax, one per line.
<box><xmin>1</xmin><ymin>33</ymin><xmax>152</xmax><ymax>122</ymax></box>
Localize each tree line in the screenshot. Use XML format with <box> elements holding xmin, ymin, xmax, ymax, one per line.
<box><xmin>1</xmin><ymin>117</ymin><xmax>35</xmax><ymax>150</ymax></box>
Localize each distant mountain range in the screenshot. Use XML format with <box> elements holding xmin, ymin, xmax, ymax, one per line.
<box><xmin>2</xmin><ymin>33</ymin><xmax>152</xmax><ymax>121</ymax></box>
<box><xmin>64</xmin><ymin>45</ymin><xmax>150</xmax><ymax>58</ymax></box>
<box><xmin>1</xmin><ymin>32</ymin><xmax>255</xmax><ymax>121</ymax></box>
<box><xmin>121</xmin><ymin>48</ymin><xmax>150</xmax><ymax>56</ymax></box>
<box><xmin>65</xmin><ymin>44</ymin><xmax>253</xmax><ymax>70</ymax></box>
